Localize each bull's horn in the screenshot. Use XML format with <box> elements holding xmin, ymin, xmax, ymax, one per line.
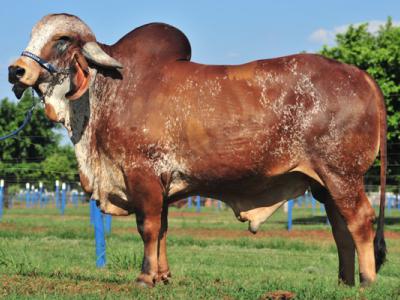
<box><xmin>82</xmin><ymin>42</ymin><xmax>123</xmax><ymax>69</ymax></box>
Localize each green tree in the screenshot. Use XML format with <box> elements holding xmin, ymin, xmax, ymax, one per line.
<box><xmin>320</xmin><ymin>18</ymin><xmax>400</xmax><ymax>187</ymax></box>
<box><xmin>0</xmin><ymin>91</ymin><xmax>78</xmax><ymax>190</ymax></box>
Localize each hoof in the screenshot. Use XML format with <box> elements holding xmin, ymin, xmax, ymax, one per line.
<box><xmin>360</xmin><ymin>279</ymin><xmax>374</xmax><ymax>288</ymax></box>
<box><xmin>359</xmin><ymin>272</ymin><xmax>376</xmax><ymax>288</ymax></box>
<box><xmin>135</xmin><ymin>274</ymin><xmax>156</xmax><ymax>288</ymax></box>
<box><xmin>157</xmin><ymin>271</ymin><xmax>172</xmax><ymax>284</ymax></box>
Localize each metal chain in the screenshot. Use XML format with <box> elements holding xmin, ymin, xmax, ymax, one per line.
<box><xmin>42</xmin><ymin>71</ymin><xmax>70</xmax><ymax>99</ymax></box>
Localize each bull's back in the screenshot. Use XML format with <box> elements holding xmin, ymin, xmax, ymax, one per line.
<box><xmin>111</xmin><ymin>52</ymin><xmax>380</xmax><ymax>180</ymax></box>
<box><xmin>155</xmin><ymin>54</ymin><xmax>378</xmax><ymax>177</ymax></box>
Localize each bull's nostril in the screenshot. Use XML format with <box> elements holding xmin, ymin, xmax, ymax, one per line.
<box><xmin>15</xmin><ymin>67</ymin><xmax>25</xmax><ymax>78</ymax></box>
<box><xmin>8</xmin><ymin>65</ymin><xmax>26</xmax><ymax>83</ymax></box>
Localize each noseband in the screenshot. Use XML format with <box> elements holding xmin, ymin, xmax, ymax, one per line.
<box><xmin>21</xmin><ymin>51</ymin><xmax>59</xmax><ymax>73</ymax></box>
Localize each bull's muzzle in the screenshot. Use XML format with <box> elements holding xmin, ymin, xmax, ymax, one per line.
<box><xmin>8</xmin><ymin>57</ymin><xmax>41</xmax><ymax>98</ymax></box>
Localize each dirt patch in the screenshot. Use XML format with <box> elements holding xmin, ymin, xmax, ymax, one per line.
<box><xmin>181</xmin><ymin>227</ymin><xmax>400</xmax><ymax>240</ymax></box>
<box><xmin>0</xmin><ymin>274</ymin><xmax>133</xmax><ymax>297</ymax></box>
<box><xmin>170</xmin><ymin>211</ymin><xmax>215</xmax><ymax>218</ymax></box>
<box><xmin>0</xmin><ymin>223</ymin><xmax>49</xmax><ymax>233</ymax></box>
<box><xmin>110</xmin><ymin>226</ymin><xmax>400</xmax><ymax>241</ymax></box>
<box><xmin>4</xmin><ymin>213</ymin><xmax>88</xmax><ymax>221</ymax></box>
<box><xmin>260</xmin><ymin>290</ymin><xmax>296</xmax><ymax>300</ymax></box>
<box><xmin>170</xmin><ymin>228</ymin><xmax>335</xmax><ymax>242</ymax></box>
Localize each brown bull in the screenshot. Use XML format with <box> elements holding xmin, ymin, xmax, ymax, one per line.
<box><xmin>8</xmin><ymin>14</ymin><xmax>386</xmax><ymax>287</ymax></box>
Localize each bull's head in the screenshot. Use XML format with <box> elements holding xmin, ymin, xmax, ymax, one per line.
<box><xmin>8</xmin><ymin>13</ymin><xmax>122</xmax><ymax>123</ymax></box>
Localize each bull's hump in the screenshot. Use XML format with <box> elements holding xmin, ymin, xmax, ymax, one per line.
<box><xmin>112</xmin><ymin>23</ymin><xmax>191</xmax><ymax>63</ymax></box>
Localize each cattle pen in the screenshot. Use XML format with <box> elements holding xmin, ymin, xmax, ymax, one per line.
<box><xmin>0</xmin><ymin>181</ymin><xmax>399</xmax><ymax>299</ymax></box>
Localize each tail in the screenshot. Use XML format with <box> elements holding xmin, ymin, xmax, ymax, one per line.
<box><xmin>374</xmin><ymin>84</ymin><xmax>387</xmax><ymax>273</ymax></box>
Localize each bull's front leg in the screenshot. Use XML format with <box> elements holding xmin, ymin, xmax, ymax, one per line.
<box><xmin>128</xmin><ymin>171</ymin><xmax>166</xmax><ymax>287</ymax></box>
<box><xmin>135</xmin><ymin>210</ymin><xmax>163</xmax><ymax>287</ymax></box>
<box><xmin>136</xmin><ymin>203</ymin><xmax>171</xmax><ymax>286</ymax></box>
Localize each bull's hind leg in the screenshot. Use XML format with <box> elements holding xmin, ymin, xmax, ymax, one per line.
<box><xmin>156</xmin><ymin>203</ymin><xmax>171</xmax><ymax>283</ymax></box>
<box><xmin>318</xmin><ymin>171</ymin><xmax>376</xmax><ymax>285</ymax></box>
<box><xmin>310</xmin><ymin>182</ymin><xmax>355</xmax><ymax>285</ymax></box>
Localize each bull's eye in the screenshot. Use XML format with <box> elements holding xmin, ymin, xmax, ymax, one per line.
<box><xmin>58</xmin><ymin>36</ymin><xmax>71</xmax><ymax>42</ymax></box>
<box><xmin>55</xmin><ymin>36</ymin><xmax>71</xmax><ymax>53</ymax></box>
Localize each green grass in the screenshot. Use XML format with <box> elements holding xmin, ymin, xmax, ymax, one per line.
<box><xmin>0</xmin><ymin>203</ymin><xmax>399</xmax><ymax>299</ymax></box>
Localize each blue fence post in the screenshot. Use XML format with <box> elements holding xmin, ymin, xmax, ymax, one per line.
<box><xmin>60</xmin><ymin>182</ymin><xmax>66</xmax><ymax>215</ymax></box>
<box><xmin>90</xmin><ymin>199</ymin><xmax>96</xmax><ymax>225</ymax></box>
<box><xmin>31</xmin><ymin>185</ymin><xmax>36</xmax><ymax>207</ymax></box>
<box><xmin>55</xmin><ymin>180</ymin><xmax>60</xmax><ymax>208</ymax></box>
<box><xmin>320</xmin><ymin>203</ymin><xmax>325</xmax><ymax>213</ymax></box>
<box><xmin>188</xmin><ymin>197</ymin><xmax>192</xmax><ymax>209</ymax></box>
<box><xmin>25</xmin><ymin>183</ymin><xmax>30</xmax><ymax>208</ymax></box>
<box><xmin>81</xmin><ymin>192</ymin><xmax>86</xmax><ymax>203</ymax></box>
<box><xmin>217</xmin><ymin>200</ymin><xmax>221</xmax><ymax>211</ymax></box>
<box><xmin>92</xmin><ymin>199</ymin><xmax>106</xmax><ymax>267</ymax></box>
<box><xmin>196</xmin><ymin>196</ymin><xmax>201</xmax><ymax>213</ymax></box>
<box><xmin>311</xmin><ymin>196</ymin><xmax>316</xmax><ymax>215</ymax></box>
<box><xmin>0</xmin><ymin>179</ymin><xmax>4</xmax><ymax>220</ymax></box>
<box><xmin>104</xmin><ymin>214</ymin><xmax>112</xmax><ymax>234</ymax></box>
<box><xmin>305</xmin><ymin>192</ymin><xmax>310</xmax><ymax>208</ymax></box>
<box><xmin>397</xmin><ymin>195</ymin><xmax>400</xmax><ymax>211</ymax></box>
<box><xmin>39</xmin><ymin>182</ymin><xmax>44</xmax><ymax>208</ymax></box>
<box><xmin>287</xmin><ymin>199</ymin><xmax>294</xmax><ymax>231</ymax></box>
<box><xmin>71</xmin><ymin>192</ymin><xmax>76</xmax><ymax>208</ymax></box>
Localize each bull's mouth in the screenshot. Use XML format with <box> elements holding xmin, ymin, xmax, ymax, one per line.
<box><xmin>12</xmin><ymin>83</ymin><xmax>43</xmax><ymax>100</ymax></box>
<box><xmin>12</xmin><ymin>83</ymin><xmax>28</xmax><ymax>99</ymax></box>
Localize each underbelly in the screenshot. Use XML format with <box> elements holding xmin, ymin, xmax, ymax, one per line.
<box><xmin>170</xmin><ymin>171</ymin><xmax>311</xmax><ymax>232</ymax></box>
<box><xmin>225</xmin><ymin>172</ymin><xmax>310</xmax><ymax>233</ymax></box>
<box><xmin>219</xmin><ymin>171</ymin><xmax>310</xmax><ymax>215</ymax></box>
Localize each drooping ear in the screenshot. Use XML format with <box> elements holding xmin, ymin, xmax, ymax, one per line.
<box><xmin>65</xmin><ymin>52</ymin><xmax>91</xmax><ymax>100</ymax></box>
<box><xmin>82</xmin><ymin>41</ymin><xmax>123</xmax><ymax>69</ymax></box>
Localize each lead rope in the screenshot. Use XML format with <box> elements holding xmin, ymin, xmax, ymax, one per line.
<box><xmin>0</xmin><ymin>88</ymin><xmax>38</xmax><ymax>141</ymax></box>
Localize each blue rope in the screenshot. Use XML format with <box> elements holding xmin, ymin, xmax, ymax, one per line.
<box><xmin>0</xmin><ymin>90</ymin><xmax>36</xmax><ymax>141</ymax></box>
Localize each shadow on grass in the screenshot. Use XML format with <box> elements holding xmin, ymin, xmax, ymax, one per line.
<box><xmin>276</xmin><ymin>216</ymin><xmax>328</xmax><ymax>225</ymax></box>
<box><xmin>277</xmin><ymin>215</ymin><xmax>400</xmax><ymax>226</ymax></box>
<box><xmin>14</xmin><ymin>268</ymin><xmax>130</xmax><ymax>284</ymax></box>
<box><xmin>383</xmin><ymin>216</ymin><xmax>400</xmax><ymax>225</ymax></box>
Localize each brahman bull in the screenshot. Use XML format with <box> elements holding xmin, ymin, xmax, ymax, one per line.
<box><xmin>8</xmin><ymin>14</ymin><xmax>387</xmax><ymax>287</ymax></box>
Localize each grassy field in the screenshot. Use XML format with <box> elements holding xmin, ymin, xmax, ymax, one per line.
<box><xmin>0</xmin><ymin>202</ymin><xmax>399</xmax><ymax>299</ymax></box>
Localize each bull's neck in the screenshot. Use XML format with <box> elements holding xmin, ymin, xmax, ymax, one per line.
<box><xmin>69</xmin><ymin>67</ymin><xmax>101</xmax><ymax>193</ymax></box>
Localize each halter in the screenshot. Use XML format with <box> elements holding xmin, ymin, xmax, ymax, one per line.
<box><xmin>20</xmin><ymin>50</ymin><xmax>71</xmax><ymax>99</ymax></box>
<box><xmin>21</xmin><ymin>51</ymin><xmax>59</xmax><ymax>73</ymax></box>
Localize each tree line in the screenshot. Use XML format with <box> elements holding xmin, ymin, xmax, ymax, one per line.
<box><xmin>320</xmin><ymin>18</ymin><xmax>400</xmax><ymax>188</ymax></box>
<box><xmin>0</xmin><ymin>92</ymin><xmax>78</xmax><ymax>191</ymax></box>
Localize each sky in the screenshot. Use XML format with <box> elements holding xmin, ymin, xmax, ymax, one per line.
<box><xmin>1</xmin><ymin>0</ymin><xmax>400</xmax><ymax>141</ymax></box>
